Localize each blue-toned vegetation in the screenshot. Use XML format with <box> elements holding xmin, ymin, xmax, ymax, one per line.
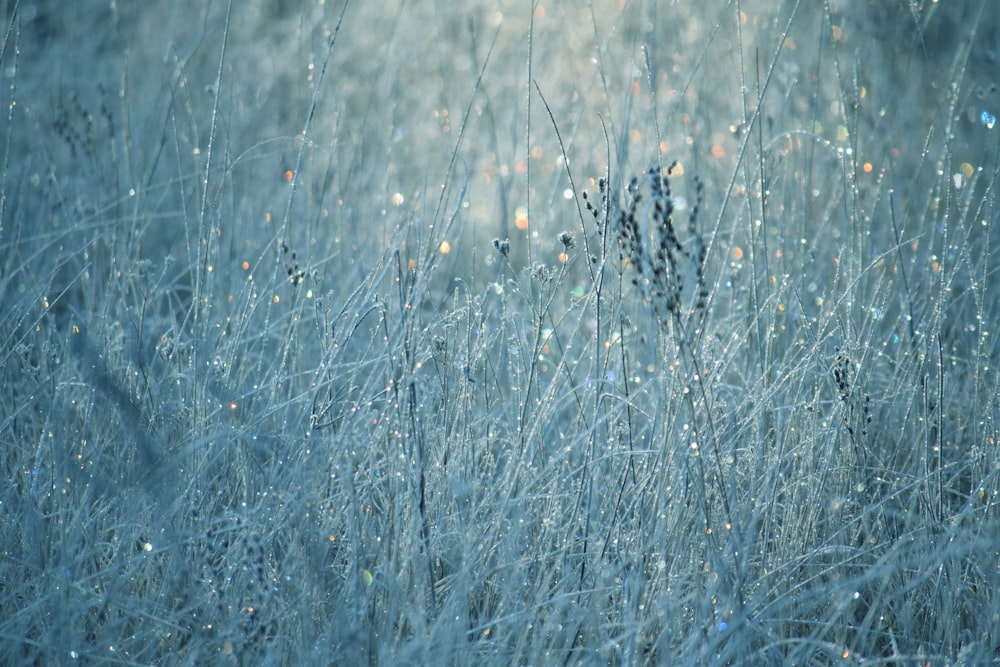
<box><xmin>2</xmin><ymin>1</ymin><xmax>998</xmax><ymax>664</ymax></box>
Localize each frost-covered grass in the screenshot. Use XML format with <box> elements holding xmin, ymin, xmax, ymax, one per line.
<box><xmin>2</xmin><ymin>0</ymin><xmax>999</xmax><ymax>664</ymax></box>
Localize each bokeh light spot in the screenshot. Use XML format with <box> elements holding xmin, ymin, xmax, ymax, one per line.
<box><xmin>515</xmin><ymin>206</ymin><xmax>529</xmax><ymax>230</ymax></box>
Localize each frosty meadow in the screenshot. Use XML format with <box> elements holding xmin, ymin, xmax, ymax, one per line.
<box><xmin>2</xmin><ymin>1</ymin><xmax>999</xmax><ymax>664</ymax></box>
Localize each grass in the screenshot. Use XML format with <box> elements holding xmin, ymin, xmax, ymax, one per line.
<box><xmin>2</xmin><ymin>0</ymin><xmax>999</xmax><ymax>664</ymax></box>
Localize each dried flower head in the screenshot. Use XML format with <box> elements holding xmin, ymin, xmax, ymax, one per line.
<box><xmin>493</xmin><ymin>238</ymin><xmax>511</xmax><ymax>257</ymax></box>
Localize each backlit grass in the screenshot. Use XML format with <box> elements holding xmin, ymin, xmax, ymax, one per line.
<box><xmin>1</xmin><ymin>1</ymin><xmax>998</xmax><ymax>664</ymax></box>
